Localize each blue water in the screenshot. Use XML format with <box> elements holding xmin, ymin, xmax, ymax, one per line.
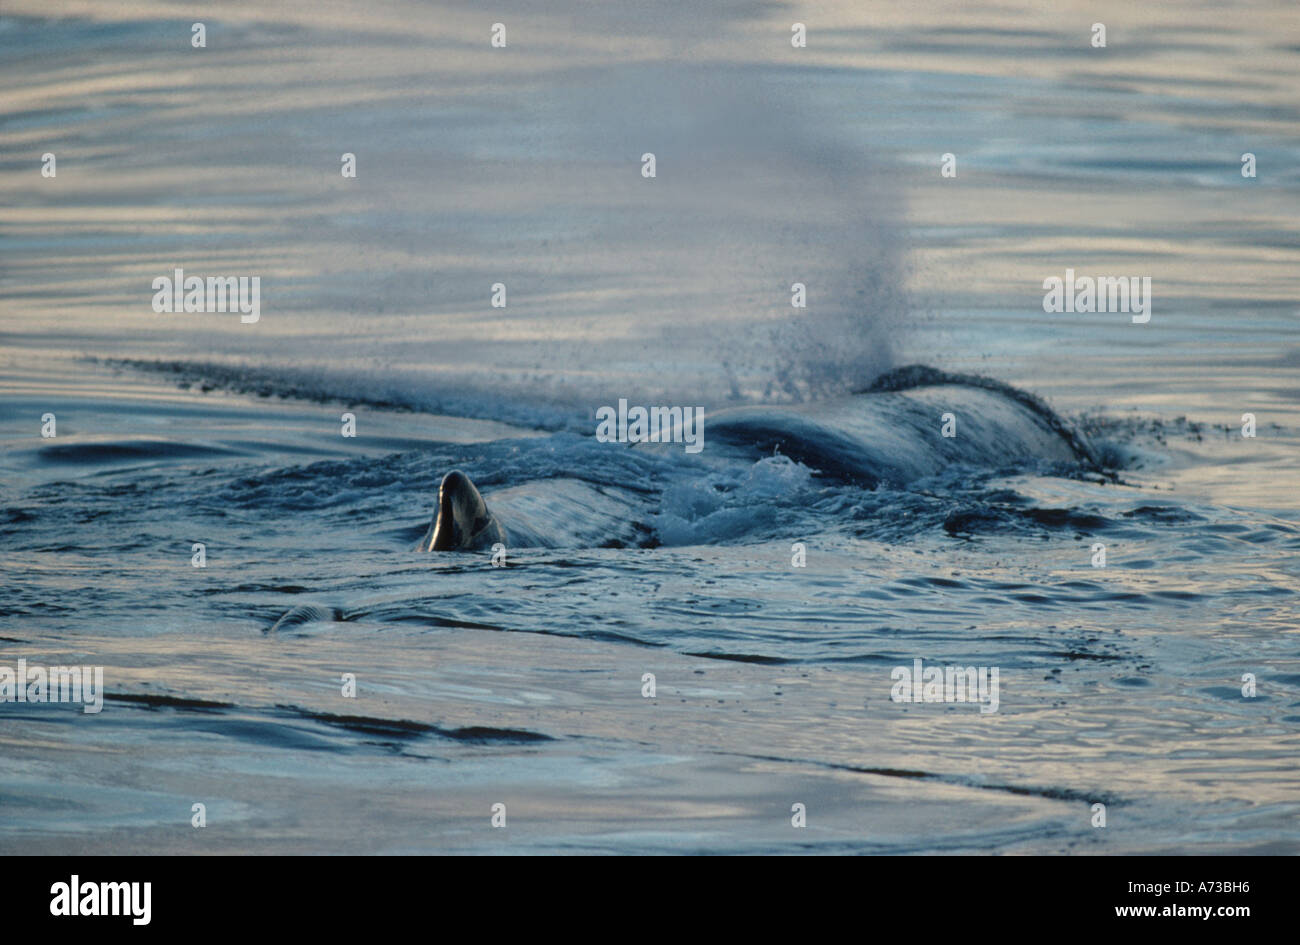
<box><xmin>1</xmin><ymin>2</ymin><xmax>1299</xmax><ymax>853</ymax></box>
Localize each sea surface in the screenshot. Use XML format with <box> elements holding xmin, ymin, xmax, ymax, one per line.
<box><xmin>1</xmin><ymin>1</ymin><xmax>1298</xmax><ymax>853</ymax></box>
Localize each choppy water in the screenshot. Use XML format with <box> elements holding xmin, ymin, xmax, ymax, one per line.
<box><xmin>1</xmin><ymin>1</ymin><xmax>1298</xmax><ymax>853</ymax></box>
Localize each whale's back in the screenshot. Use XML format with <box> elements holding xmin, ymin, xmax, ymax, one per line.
<box><xmin>704</xmin><ymin>384</ymin><xmax>1087</xmax><ymax>487</ymax></box>
<box><xmin>662</xmin><ymin>365</ymin><xmax>1095</xmax><ymax>487</ymax></box>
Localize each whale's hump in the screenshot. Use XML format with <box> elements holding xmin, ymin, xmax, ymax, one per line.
<box><xmin>696</xmin><ymin>365</ymin><xmax>1099</xmax><ymax>487</ymax></box>
<box><xmin>861</xmin><ymin>364</ymin><xmax>1099</xmax><ymax>467</ymax></box>
<box><xmin>419</xmin><ymin>469</ymin><xmax>508</xmax><ymax>552</ymax></box>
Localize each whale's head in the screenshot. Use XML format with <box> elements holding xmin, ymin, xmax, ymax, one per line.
<box><xmin>423</xmin><ymin>470</ymin><xmax>506</xmax><ymax>551</ymax></box>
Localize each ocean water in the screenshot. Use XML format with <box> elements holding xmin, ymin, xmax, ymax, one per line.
<box><xmin>1</xmin><ymin>1</ymin><xmax>1298</xmax><ymax>854</ymax></box>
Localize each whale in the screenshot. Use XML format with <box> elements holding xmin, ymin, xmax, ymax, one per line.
<box><xmin>417</xmin><ymin>365</ymin><xmax>1099</xmax><ymax>552</ymax></box>
<box><xmin>272</xmin><ymin>366</ymin><xmax>1102</xmax><ymax>632</ymax></box>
